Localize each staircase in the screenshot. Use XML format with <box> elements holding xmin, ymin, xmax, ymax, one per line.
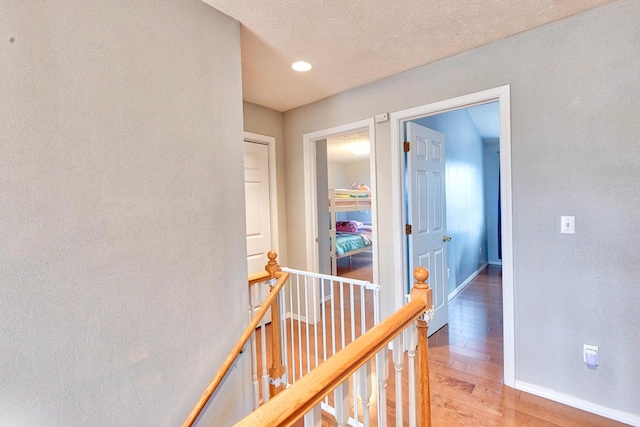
<box><xmin>182</xmin><ymin>251</ymin><xmax>434</xmax><ymax>427</ymax></box>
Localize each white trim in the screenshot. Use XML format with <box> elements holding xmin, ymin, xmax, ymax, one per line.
<box><xmin>448</xmin><ymin>263</ymin><xmax>488</xmax><ymax>302</ymax></box>
<box><xmin>244</xmin><ymin>131</ymin><xmax>280</xmax><ymax>257</ymax></box>
<box><xmin>303</xmin><ymin>119</ymin><xmax>379</xmax><ymax>286</ymax></box>
<box><xmin>285</xmin><ymin>311</ymin><xmax>309</xmax><ymax>324</ymax></box>
<box><xmin>515</xmin><ymin>381</ymin><xmax>640</xmax><ymax>426</ymax></box>
<box><xmin>390</xmin><ymin>85</ymin><xmax>515</xmax><ymax>387</ymax></box>
<box><xmin>488</xmin><ymin>260</ymin><xmax>503</xmax><ymax>266</ymax></box>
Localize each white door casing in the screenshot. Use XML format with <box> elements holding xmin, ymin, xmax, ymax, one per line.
<box><xmin>390</xmin><ymin>85</ymin><xmax>514</xmax><ymax>387</ymax></box>
<box><xmin>244</xmin><ymin>140</ymin><xmax>273</xmax><ymax>323</ymax></box>
<box><xmin>303</xmin><ymin>119</ymin><xmax>378</xmax><ymax>284</ymax></box>
<box><xmin>406</xmin><ymin>122</ymin><xmax>448</xmax><ymax>334</ymax></box>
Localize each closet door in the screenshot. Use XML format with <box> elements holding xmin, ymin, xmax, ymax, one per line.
<box><xmin>244</xmin><ymin>141</ymin><xmax>272</xmax><ymax>323</ymax></box>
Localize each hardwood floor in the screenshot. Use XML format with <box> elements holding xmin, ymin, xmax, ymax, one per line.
<box><xmin>422</xmin><ymin>265</ymin><xmax>626</xmax><ymax>426</ymax></box>
<box><xmin>336</xmin><ymin>252</ymin><xmax>373</xmax><ymax>282</ymax></box>
<box><xmin>278</xmin><ymin>263</ymin><xmax>628</xmax><ymax>426</ymax></box>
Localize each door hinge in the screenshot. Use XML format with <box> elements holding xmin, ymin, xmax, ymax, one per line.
<box><xmin>405</xmin><ymin>224</ymin><xmax>412</xmax><ymax>235</ymax></box>
<box><xmin>403</xmin><ymin>141</ymin><xmax>410</xmax><ymax>153</ymax></box>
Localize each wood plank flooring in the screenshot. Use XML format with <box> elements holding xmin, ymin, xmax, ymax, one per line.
<box><xmin>277</xmin><ymin>262</ymin><xmax>628</xmax><ymax>426</ymax></box>
<box><xmin>336</xmin><ymin>252</ymin><xmax>373</xmax><ymax>282</ymax></box>
<box><xmin>422</xmin><ymin>265</ymin><xmax>627</xmax><ymax>427</ymax></box>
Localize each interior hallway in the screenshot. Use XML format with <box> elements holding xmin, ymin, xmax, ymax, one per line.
<box><xmin>330</xmin><ymin>262</ymin><xmax>627</xmax><ymax>426</ymax></box>
<box><xmin>266</xmin><ymin>259</ymin><xmax>627</xmax><ymax>426</ymax></box>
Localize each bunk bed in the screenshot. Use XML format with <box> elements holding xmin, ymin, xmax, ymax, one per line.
<box><xmin>328</xmin><ymin>188</ymin><xmax>373</xmax><ymax>276</ymax></box>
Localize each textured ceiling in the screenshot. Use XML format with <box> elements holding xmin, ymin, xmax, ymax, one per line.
<box><xmin>203</xmin><ymin>0</ymin><xmax>615</xmax><ymax>112</ymax></box>
<box><xmin>327</xmin><ymin>130</ymin><xmax>370</xmax><ymax>163</ymax></box>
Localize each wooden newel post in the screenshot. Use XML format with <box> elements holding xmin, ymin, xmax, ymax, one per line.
<box><xmin>265</xmin><ymin>251</ymin><xmax>286</xmax><ymax>397</ymax></box>
<box><xmin>410</xmin><ymin>267</ymin><xmax>433</xmax><ymax>427</ymax></box>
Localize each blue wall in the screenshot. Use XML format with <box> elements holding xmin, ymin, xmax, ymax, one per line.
<box><xmin>484</xmin><ymin>140</ymin><xmax>501</xmax><ymax>265</ymax></box>
<box><xmin>414</xmin><ymin>109</ymin><xmax>488</xmax><ymax>295</ymax></box>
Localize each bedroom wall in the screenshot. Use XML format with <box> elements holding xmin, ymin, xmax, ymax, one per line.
<box><xmin>283</xmin><ymin>0</ymin><xmax>640</xmax><ymax>419</ymax></box>
<box><xmin>327</xmin><ymin>160</ymin><xmax>348</xmax><ymax>189</ymax></box>
<box><xmin>344</xmin><ymin>160</ymin><xmax>372</xmax><ymax>188</ymax></box>
<box><xmin>414</xmin><ymin>110</ymin><xmax>488</xmax><ymax>296</ymax></box>
<box><xmin>484</xmin><ymin>139</ymin><xmax>501</xmax><ymax>265</ymax></box>
<box><xmin>242</xmin><ymin>101</ymin><xmax>288</xmax><ymax>265</ymax></box>
<box><xmin>338</xmin><ymin>160</ymin><xmax>372</xmax><ymax>223</ymax></box>
<box><xmin>1</xmin><ymin>1</ymin><xmax>249</xmax><ymax>425</ymax></box>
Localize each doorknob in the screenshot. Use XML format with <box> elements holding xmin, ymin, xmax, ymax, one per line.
<box><xmin>442</xmin><ymin>235</ymin><xmax>452</xmax><ymax>242</ymax></box>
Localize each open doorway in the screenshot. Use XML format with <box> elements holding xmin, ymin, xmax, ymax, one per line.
<box><xmin>390</xmin><ymin>85</ymin><xmax>514</xmax><ymax>387</ymax></box>
<box><xmin>410</xmin><ymin>101</ymin><xmax>501</xmax><ymax>299</ymax></box>
<box><xmin>303</xmin><ymin>119</ymin><xmax>379</xmax><ymax>285</ymax></box>
<box><xmin>325</xmin><ymin>130</ymin><xmax>374</xmax><ymax>282</ymax></box>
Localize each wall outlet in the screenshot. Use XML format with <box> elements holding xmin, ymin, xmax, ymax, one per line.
<box><xmin>583</xmin><ymin>344</ymin><xmax>599</xmax><ymax>368</ymax></box>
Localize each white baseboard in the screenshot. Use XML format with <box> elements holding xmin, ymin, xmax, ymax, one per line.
<box><xmin>488</xmin><ymin>260</ymin><xmax>502</xmax><ymax>266</ymax></box>
<box><xmin>448</xmin><ymin>263</ymin><xmax>488</xmax><ymax>301</ymax></box>
<box><xmin>285</xmin><ymin>311</ymin><xmax>308</xmax><ymax>324</ymax></box>
<box><xmin>515</xmin><ymin>380</ymin><xmax>640</xmax><ymax>426</ymax></box>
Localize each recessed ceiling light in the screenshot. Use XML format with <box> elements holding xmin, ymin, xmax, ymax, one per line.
<box><xmin>292</xmin><ymin>61</ymin><xmax>312</xmax><ymax>72</ymax></box>
<box><xmin>352</xmin><ymin>142</ymin><xmax>370</xmax><ymax>156</ymax></box>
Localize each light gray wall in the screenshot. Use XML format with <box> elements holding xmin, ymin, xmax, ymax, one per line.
<box><xmin>283</xmin><ymin>0</ymin><xmax>640</xmax><ymax>417</ymax></box>
<box><xmin>327</xmin><ymin>161</ymin><xmax>348</xmax><ymax>189</ymax></box>
<box><xmin>242</xmin><ymin>101</ymin><xmax>288</xmax><ymax>265</ymax></box>
<box><xmin>344</xmin><ymin>160</ymin><xmax>372</xmax><ymax>188</ymax></box>
<box><xmin>414</xmin><ymin>110</ymin><xmax>488</xmax><ymax>295</ymax></box>
<box><xmin>483</xmin><ymin>140</ymin><xmax>501</xmax><ymax>264</ymax></box>
<box><xmin>1</xmin><ymin>1</ymin><xmax>249</xmax><ymax>425</ymax></box>
<box><xmin>332</xmin><ymin>160</ymin><xmax>372</xmax><ymax>223</ymax></box>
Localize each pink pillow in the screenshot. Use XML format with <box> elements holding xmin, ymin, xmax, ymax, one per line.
<box><xmin>336</xmin><ymin>220</ymin><xmax>363</xmax><ymax>232</ymax></box>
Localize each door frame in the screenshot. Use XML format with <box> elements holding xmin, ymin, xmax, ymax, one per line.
<box><xmin>303</xmin><ymin>118</ymin><xmax>379</xmax><ymax>284</ymax></box>
<box><xmin>244</xmin><ymin>131</ymin><xmax>279</xmax><ymax>258</ymax></box>
<box><xmin>390</xmin><ymin>85</ymin><xmax>515</xmax><ymax>387</ymax></box>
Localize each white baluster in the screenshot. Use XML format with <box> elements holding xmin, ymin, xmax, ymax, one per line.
<box><xmin>358</xmin><ymin>361</ymin><xmax>372</xmax><ymax>426</ymax></box>
<box><xmin>407</xmin><ymin>325</ymin><xmax>417</xmax><ymax>427</ymax></box>
<box><xmin>260</xmin><ymin>322</ymin><xmax>269</xmax><ymax>402</ymax></box>
<box><xmin>334</xmin><ymin>381</ymin><xmax>349</xmax><ymax>427</ymax></box>
<box><xmin>393</xmin><ymin>335</ymin><xmax>404</xmax><ymax>427</ymax></box>
<box><xmin>304</xmin><ymin>278</ymin><xmax>311</xmax><ymax>375</ymax></box>
<box><xmin>250</xmin><ymin>332</ymin><xmax>259</xmax><ymax>409</ymax></box>
<box><xmin>278</xmin><ymin>290</ymin><xmax>289</xmax><ymax>388</ymax></box>
<box><xmin>304</xmin><ymin>402</ymin><xmax>322</xmax><ymax>427</ymax></box>
<box><xmin>376</xmin><ymin>349</ymin><xmax>389</xmax><ymax>427</ymax></box>
<box><xmin>288</xmin><ymin>273</ymin><xmax>295</xmax><ymax>382</ymax></box>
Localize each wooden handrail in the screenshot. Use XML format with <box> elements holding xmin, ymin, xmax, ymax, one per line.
<box><xmin>234</xmin><ymin>297</ymin><xmax>429</xmax><ymax>426</ymax></box>
<box><xmin>181</xmin><ymin>252</ymin><xmax>288</xmax><ymax>427</ymax></box>
<box><xmin>248</xmin><ymin>270</ymin><xmax>271</xmax><ymax>285</ymax></box>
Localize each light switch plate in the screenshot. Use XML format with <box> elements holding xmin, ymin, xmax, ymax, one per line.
<box><xmin>561</xmin><ymin>216</ymin><xmax>575</xmax><ymax>234</ymax></box>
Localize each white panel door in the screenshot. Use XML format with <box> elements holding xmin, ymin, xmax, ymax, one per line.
<box><xmin>244</xmin><ymin>141</ymin><xmax>272</xmax><ymax>323</ymax></box>
<box><xmin>406</xmin><ymin>122</ymin><xmax>448</xmax><ymax>335</ymax></box>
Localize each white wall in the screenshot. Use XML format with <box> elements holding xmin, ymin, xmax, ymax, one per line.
<box><xmin>328</xmin><ymin>160</ymin><xmax>372</xmax><ymax>223</ymax></box>
<box><xmin>327</xmin><ymin>161</ymin><xmax>348</xmax><ymax>189</ymax></box>
<box><xmin>283</xmin><ymin>0</ymin><xmax>640</xmax><ymax>419</ymax></box>
<box><xmin>1</xmin><ymin>1</ymin><xmax>249</xmax><ymax>425</ymax></box>
<box><xmin>344</xmin><ymin>160</ymin><xmax>372</xmax><ymax>189</ymax></box>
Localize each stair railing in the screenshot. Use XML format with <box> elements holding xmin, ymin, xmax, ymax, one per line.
<box><xmin>234</xmin><ymin>266</ymin><xmax>434</xmax><ymax>427</ymax></box>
